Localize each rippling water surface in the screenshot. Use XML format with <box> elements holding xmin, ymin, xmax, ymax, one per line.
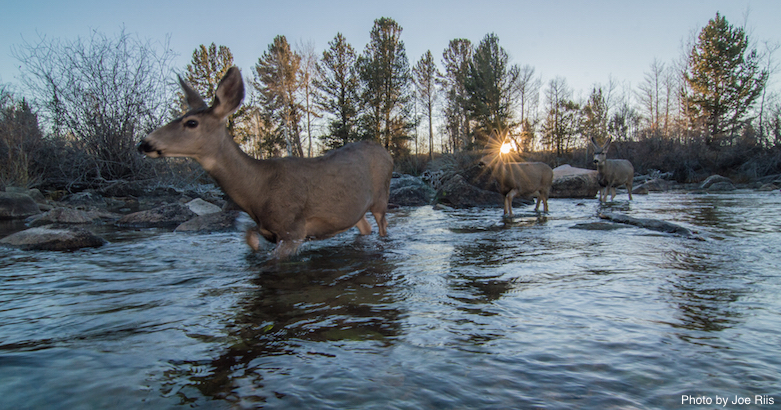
<box><xmin>1</xmin><ymin>192</ymin><xmax>780</xmax><ymax>409</ymax></box>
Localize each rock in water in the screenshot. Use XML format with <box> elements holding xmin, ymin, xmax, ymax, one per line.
<box><xmin>598</xmin><ymin>212</ymin><xmax>703</xmax><ymax>239</ymax></box>
<box><xmin>699</xmin><ymin>175</ymin><xmax>735</xmax><ymax>191</ymax></box>
<box><xmin>185</xmin><ymin>198</ymin><xmax>222</xmax><ymax>216</ymax></box>
<box><xmin>1</xmin><ymin>227</ymin><xmax>106</xmax><ymax>251</ymax></box>
<box><xmin>175</xmin><ymin>211</ymin><xmax>241</xmax><ymax>233</ymax></box>
<box><xmin>116</xmin><ymin>203</ymin><xmax>197</xmax><ymax>228</ymax></box>
<box><xmin>28</xmin><ymin>208</ymin><xmax>98</xmax><ymax>226</ymax></box>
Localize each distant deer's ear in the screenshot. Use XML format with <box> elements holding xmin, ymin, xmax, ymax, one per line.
<box><xmin>590</xmin><ymin>137</ymin><xmax>600</xmax><ymax>149</ymax></box>
<box><xmin>212</xmin><ymin>67</ymin><xmax>245</xmax><ymax>120</ymax></box>
<box><xmin>178</xmin><ymin>75</ymin><xmax>207</xmax><ymax>110</ymax></box>
<box><xmin>603</xmin><ymin>137</ymin><xmax>612</xmax><ymax>150</ymax></box>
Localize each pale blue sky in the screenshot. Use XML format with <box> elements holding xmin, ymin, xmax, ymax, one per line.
<box><xmin>2</xmin><ymin>0</ymin><xmax>779</xmax><ymax>100</ymax></box>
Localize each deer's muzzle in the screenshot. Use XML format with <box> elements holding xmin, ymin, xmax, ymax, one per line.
<box><xmin>137</xmin><ymin>140</ymin><xmax>160</xmax><ymax>157</ymax></box>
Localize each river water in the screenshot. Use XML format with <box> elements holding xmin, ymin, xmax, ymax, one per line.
<box><xmin>1</xmin><ymin>191</ymin><xmax>779</xmax><ymax>409</ymax></box>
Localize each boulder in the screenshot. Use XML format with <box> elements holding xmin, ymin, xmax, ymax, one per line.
<box><xmin>6</xmin><ymin>187</ymin><xmax>47</xmax><ymax>204</ymax></box>
<box><xmin>550</xmin><ymin>166</ymin><xmax>599</xmax><ymax>198</ymax></box>
<box><xmin>115</xmin><ymin>203</ymin><xmax>196</xmax><ymax>228</ymax></box>
<box><xmin>1</xmin><ymin>227</ymin><xmax>106</xmax><ymax>251</ymax></box>
<box><xmin>185</xmin><ymin>198</ymin><xmax>222</xmax><ymax>216</ymax></box>
<box><xmin>0</xmin><ymin>192</ymin><xmax>42</xmax><ymax>220</ymax></box>
<box><xmin>389</xmin><ymin>174</ymin><xmax>435</xmax><ymax>206</ymax></box>
<box><xmin>699</xmin><ymin>175</ymin><xmax>735</xmax><ymax>191</ymax></box>
<box><xmin>175</xmin><ymin>211</ymin><xmax>242</xmax><ymax>233</ymax></box>
<box><xmin>434</xmin><ymin>174</ymin><xmax>504</xmax><ymax>208</ymax></box>
<box><xmin>706</xmin><ymin>181</ymin><xmax>736</xmax><ymax>192</ymax></box>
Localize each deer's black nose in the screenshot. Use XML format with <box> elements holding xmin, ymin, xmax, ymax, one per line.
<box><xmin>137</xmin><ymin>140</ymin><xmax>154</xmax><ymax>154</ymax></box>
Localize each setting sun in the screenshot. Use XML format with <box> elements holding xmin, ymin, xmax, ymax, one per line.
<box><xmin>500</xmin><ymin>142</ymin><xmax>513</xmax><ymax>154</ymax></box>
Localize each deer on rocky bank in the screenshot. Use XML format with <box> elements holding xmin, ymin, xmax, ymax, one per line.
<box><xmin>138</xmin><ymin>67</ymin><xmax>393</xmax><ymax>258</ymax></box>
<box><xmin>591</xmin><ymin>137</ymin><xmax>634</xmax><ymax>202</ymax></box>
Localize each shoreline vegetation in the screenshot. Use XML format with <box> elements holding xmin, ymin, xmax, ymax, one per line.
<box><xmin>2</xmin><ymin>13</ymin><xmax>779</xmax><ymax>205</ymax></box>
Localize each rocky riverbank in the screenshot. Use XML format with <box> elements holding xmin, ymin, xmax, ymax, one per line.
<box><xmin>1</xmin><ymin>169</ymin><xmax>779</xmax><ymax>250</ymax></box>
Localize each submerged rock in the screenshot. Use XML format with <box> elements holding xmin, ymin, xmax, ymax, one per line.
<box><xmin>570</xmin><ymin>222</ymin><xmax>630</xmax><ymax>231</ymax></box>
<box><xmin>27</xmin><ymin>208</ymin><xmax>121</xmax><ymax>226</ymax></box>
<box><xmin>598</xmin><ymin>212</ymin><xmax>702</xmax><ymax>239</ymax></box>
<box><xmin>116</xmin><ymin>203</ymin><xmax>196</xmax><ymax>228</ymax></box>
<box><xmin>175</xmin><ymin>211</ymin><xmax>242</xmax><ymax>233</ymax></box>
<box><xmin>1</xmin><ymin>226</ymin><xmax>106</xmax><ymax>251</ymax></box>
<box><xmin>635</xmin><ymin>178</ymin><xmax>674</xmax><ymax>192</ymax></box>
<box><xmin>0</xmin><ymin>192</ymin><xmax>42</xmax><ymax>220</ymax></box>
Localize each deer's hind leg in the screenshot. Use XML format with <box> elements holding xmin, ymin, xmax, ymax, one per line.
<box><xmin>372</xmin><ymin>210</ymin><xmax>388</xmax><ymax>237</ymax></box>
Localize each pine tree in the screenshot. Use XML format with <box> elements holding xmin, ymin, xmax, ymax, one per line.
<box><xmin>253</xmin><ymin>35</ymin><xmax>304</xmax><ymax>157</ymax></box>
<box><xmin>357</xmin><ymin>17</ymin><xmax>415</xmax><ymax>157</ymax></box>
<box><xmin>684</xmin><ymin>13</ymin><xmax>767</xmax><ymax>145</ymax></box>
<box><xmin>412</xmin><ymin>50</ymin><xmax>440</xmax><ymax>159</ymax></box>
<box><xmin>314</xmin><ymin>33</ymin><xmax>362</xmax><ymax>150</ymax></box>
<box><xmin>180</xmin><ymin>43</ymin><xmax>250</xmax><ymax>143</ymax></box>
<box><xmin>581</xmin><ymin>87</ymin><xmax>609</xmax><ymax>143</ymax></box>
<box><xmin>464</xmin><ymin>33</ymin><xmax>519</xmax><ymax>147</ymax></box>
<box><xmin>440</xmin><ymin>38</ymin><xmax>473</xmax><ymax>151</ymax></box>
<box><xmin>183</xmin><ymin>43</ymin><xmax>234</xmax><ymax>102</ymax></box>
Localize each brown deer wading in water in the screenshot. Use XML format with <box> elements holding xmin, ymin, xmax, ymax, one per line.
<box><xmin>489</xmin><ymin>161</ymin><xmax>554</xmax><ymax>215</ymax></box>
<box><xmin>591</xmin><ymin>137</ymin><xmax>634</xmax><ymax>202</ymax></box>
<box><xmin>138</xmin><ymin>67</ymin><xmax>393</xmax><ymax>258</ymax></box>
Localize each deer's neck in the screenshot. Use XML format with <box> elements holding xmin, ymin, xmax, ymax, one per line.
<box><xmin>197</xmin><ymin>137</ymin><xmax>265</xmax><ymax>215</ymax></box>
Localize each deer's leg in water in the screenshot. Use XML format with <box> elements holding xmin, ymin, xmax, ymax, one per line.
<box><xmin>355</xmin><ymin>216</ymin><xmax>372</xmax><ymax>235</ymax></box>
<box><xmin>245</xmin><ymin>229</ymin><xmax>261</xmax><ymax>251</ymax></box>
<box><xmin>504</xmin><ymin>189</ymin><xmax>518</xmax><ymax>216</ymax></box>
<box><xmin>373</xmin><ymin>212</ymin><xmax>388</xmax><ymax>236</ymax></box>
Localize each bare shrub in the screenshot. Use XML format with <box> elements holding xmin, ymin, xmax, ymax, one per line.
<box><xmin>13</xmin><ymin>28</ymin><xmax>177</xmax><ymax>189</ymax></box>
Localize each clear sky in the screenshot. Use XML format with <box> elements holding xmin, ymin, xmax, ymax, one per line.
<box><xmin>1</xmin><ymin>0</ymin><xmax>779</xmax><ymax>100</ymax></box>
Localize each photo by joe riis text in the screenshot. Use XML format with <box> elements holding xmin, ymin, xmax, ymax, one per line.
<box><xmin>682</xmin><ymin>395</ymin><xmax>774</xmax><ymax>406</ymax></box>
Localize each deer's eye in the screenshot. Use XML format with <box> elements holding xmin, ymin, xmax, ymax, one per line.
<box><xmin>184</xmin><ymin>119</ymin><xmax>198</xmax><ymax>129</ymax></box>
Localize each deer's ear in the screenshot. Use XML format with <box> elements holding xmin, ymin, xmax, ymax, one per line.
<box><xmin>212</xmin><ymin>67</ymin><xmax>244</xmax><ymax>120</ymax></box>
<box><xmin>603</xmin><ymin>137</ymin><xmax>612</xmax><ymax>150</ymax></box>
<box><xmin>590</xmin><ymin>137</ymin><xmax>600</xmax><ymax>150</ymax></box>
<box><xmin>178</xmin><ymin>75</ymin><xmax>207</xmax><ymax>110</ymax></box>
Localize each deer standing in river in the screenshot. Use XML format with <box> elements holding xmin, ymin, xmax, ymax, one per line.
<box><xmin>487</xmin><ymin>161</ymin><xmax>554</xmax><ymax>215</ymax></box>
<box><xmin>591</xmin><ymin>137</ymin><xmax>634</xmax><ymax>202</ymax></box>
<box><xmin>138</xmin><ymin>67</ymin><xmax>393</xmax><ymax>258</ymax></box>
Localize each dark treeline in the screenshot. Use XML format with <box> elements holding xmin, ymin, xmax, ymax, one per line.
<box><xmin>1</xmin><ymin>13</ymin><xmax>780</xmax><ymax>192</ymax></box>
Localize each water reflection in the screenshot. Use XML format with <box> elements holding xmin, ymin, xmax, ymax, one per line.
<box><xmin>661</xmin><ymin>242</ymin><xmax>751</xmax><ymax>339</ymax></box>
<box><xmin>164</xmin><ymin>240</ymin><xmax>402</xmax><ymax>403</ymax></box>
